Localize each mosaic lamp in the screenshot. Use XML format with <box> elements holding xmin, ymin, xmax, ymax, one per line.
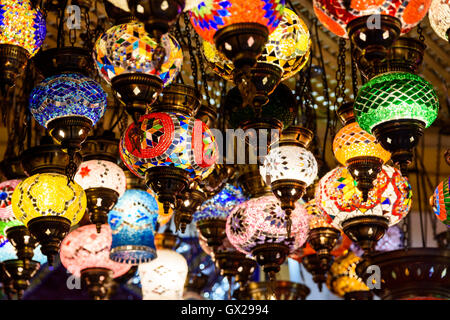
<box><xmin>93</xmin><ymin>21</ymin><xmax>183</xmax><ymax>120</ymax></box>
<box><xmin>354</xmin><ymin>72</ymin><xmax>439</xmax><ymax>174</ymax></box>
<box><xmin>315</xmin><ymin>166</ymin><xmax>412</xmax><ymax>255</ymax></box>
<box><xmin>138</xmin><ymin>231</ymin><xmax>188</xmax><ymax>300</ymax></box>
<box><xmin>428</xmin><ymin>0</ymin><xmax>450</xmax><ymax>42</ymax></box>
<box><xmin>189</xmin><ymin>0</ymin><xmax>286</xmax><ymax>80</ymax></box>
<box><xmin>108</xmin><ymin>189</ymin><xmax>159</xmax><ymax>264</ymax></box>
<box><xmin>333</xmin><ymin>102</ymin><xmax>391</xmax><ymax>201</ymax></box>
<box><xmin>313</xmin><ymin>0</ymin><xmax>431</xmax><ymax>63</ymax></box>
<box><xmin>11</xmin><ymin>173</ymin><xmax>87</xmax><ymax>265</ymax></box>
<box><xmin>0</xmin><ymin>0</ymin><xmax>46</xmax><ymax>89</ymax></box>
<box><xmin>29</xmin><ymin>73</ymin><xmax>107</xmax><ymax>181</ymax></box>
<box><xmin>75</xmin><ymin>160</ymin><xmax>127</xmax><ymax>233</ymax></box>
<box><xmin>0</xmin><ymin>179</ymin><xmax>22</xmax><ymax>221</ymax></box>
<box><xmin>431</xmin><ymin>176</ymin><xmax>450</xmax><ymax>227</ymax></box>
<box><xmin>60</xmin><ymin>224</ymin><xmax>132</xmax><ymax>300</ymax></box>
<box><xmin>193</xmin><ymin>183</ymin><xmax>246</xmax><ymax>252</ymax></box>
<box><xmin>260</xmin><ymin>126</ymin><xmax>318</xmax><ymax>237</ymax></box>
<box><xmin>226</xmin><ymin>194</ymin><xmax>310</xmax><ymax>280</ymax></box>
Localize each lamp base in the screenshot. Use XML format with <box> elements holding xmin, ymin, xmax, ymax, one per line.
<box><xmin>301</xmin><ymin>253</ymin><xmax>331</xmax><ymax>292</ymax></box>
<box><xmin>251</xmin><ymin>243</ymin><xmax>290</xmax><ymax>274</ymax></box>
<box><xmin>80</xmin><ymin>267</ymin><xmax>114</xmax><ymax>300</ymax></box>
<box><xmin>5</xmin><ymin>226</ymin><xmax>38</xmax><ymax>264</ymax></box>
<box><xmin>214</xmin><ymin>23</ymin><xmax>269</xmax><ymax>70</ymax></box>
<box><xmin>27</xmin><ymin>216</ymin><xmax>71</xmax><ymax>266</ymax></box>
<box><xmin>174</xmin><ymin>188</ymin><xmax>206</xmax><ymax>233</ymax></box>
<box><xmin>247</xmin><ymin>281</ymin><xmax>310</xmax><ymax>300</ymax></box>
<box><xmin>111</xmin><ymin>73</ymin><xmax>163</xmax><ymax>121</ymax></box>
<box><xmin>149</xmin><ymin>83</ymin><xmax>200</xmax><ymax>115</ymax></box>
<box><xmin>372</xmin><ymin>119</ymin><xmax>425</xmax><ymax>176</ymax></box>
<box><xmin>47</xmin><ymin>116</ymin><xmax>93</xmax><ymax>151</ymax></box>
<box><xmin>2</xmin><ymin>259</ymin><xmax>40</xmax><ymax>300</ymax></box>
<box><xmin>308</xmin><ymin>227</ymin><xmax>341</xmax><ymax>260</ymax></box>
<box><xmin>342</xmin><ymin>216</ymin><xmax>389</xmax><ymax>255</ymax></box>
<box><xmin>347</xmin><ymin>156</ymin><xmax>384</xmax><ymax>202</ymax></box>
<box><xmin>0</xmin><ymin>44</ymin><xmax>29</xmax><ymax>92</ymax></box>
<box><xmin>85</xmin><ymin>187</ymin><xmax>120</xmax><ymax>233</ymax></box>
<box><xmin>214</xmin><ymin>251</ymin><xmax>247</xmax><ymax>278</ymax></box>
<box><xmin>196</xmin><ymin>218</ymin><xmax>227</xmax><ymax>250</ymax></box>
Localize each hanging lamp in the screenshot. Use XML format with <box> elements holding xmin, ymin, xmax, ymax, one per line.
<box><xmin>428</xmin><ymin>0</ymin><xmax>450</xmax><ymax>42</ymax></box>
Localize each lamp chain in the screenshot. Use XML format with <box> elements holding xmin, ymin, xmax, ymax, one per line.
<box><xmin>334</xmin><ymin>38</ymin><xmax>347</xmax><ymax>109</ymax></box>
<box><xmin>194</xmin><ymin>29</ymin><xmax>212</xmax><ymax>110</ymax></box>
<box><xmin>350</xmin><ymin>41</ymin><xmax>359</xmax><ymax>99</ymax></box>
<box><xmin>183</xmin><ymin>13</ymin><xmax>199</xmax><ymax>92</ymax></box>
<box><xmin>417</xmin><ymin>23</ymin><xmax>425</xmax><ymax>43</ymax></box>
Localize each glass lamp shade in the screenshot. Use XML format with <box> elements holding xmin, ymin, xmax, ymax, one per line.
<box><xmin>333</xmin><ymin>122</ymin><xmax>391</xmax><ymax>166</ymax></box>
<box><xmin>0</xmin><ymin>179</ymin><xmax>22</xmax><ymax>221</ymax></box>
<box><xmin>60</xmin><ymin>224</ymin><xmax>131</xmax><ymax>278</ymax></box>
<box><xmin>108</xmin><ymin>189</ymin><xmax>159</xmax><ymax>264</ymax></box>
<box><xmin>202</xmin><ymin>8</ymin><xmax>311</xmax><ymax>81</ymax></box>
<box><xmin>225</xmin><ymin>194</ymin><xmax>310</xmax><ymax>255</ymax></box>
<box><xmin>327</xmin><ymin>251</ymin><xmax>369</xmax><ymax>297</ymax></box>
<box><xmin>260</xmin><ymin>145</ymin><xmax>318</xmax><ymax>186</ymax></box>
<box><xmin>0</xmin><ymin>0</ymin><xmax>46</xmax><ymax>56</ymax></box>
<box><xmin>433</xmin><ymin>176</ymin><xmax>450</xmax><ymax>226</ymax></box>
<box><xmin>428</xmin><ymin>0</ymin><xmax>450</xmax><ymax>41</ymax></box>
<box><xmin>74</xmin><ymin>160</ymin><xmax>127</xmax><ymax>196</ymax></box>
<box><xmin>93</xmin><ymin>22</ymin><xmax>183</xmax><ymax>86</ymax></box>
<box><xmin>304</xmin><ymin>199</ymin><xmax>334</xmax><ymax>230</ymax></box>
<box><xmin>350</xmin><ymin>225</ymin><xmax>404</xmax><ymax>256</ymax></box>
<box><xmin>313</xmin><ymin>0</ymin><xmax>431</xmax><ymax>38</ymax></box>
<box><xmin>0</xmin><ymin>240</ymin><xmax>47</xmax><ymax>264</ymax></box>
<box><xmin>11</xmin><ymin>173</ymin><xmax>87</xmax><ymax>227</ymax></box>
<box><xmin>193</xmin><ymin>184</ymin><xmax>246</xmax><ymax>222</ymax></box>
<box><xmin>29</xmin><ymin>73</ymin><xmax>107</xmax><ymax>128</ymax></box>
<box><xmin>354</xmin><ymin>72</ymin><xmax>439</xmax><ymax>134</ymax></box>
<box><xmin>189</xmin><ymin>0</ymin><xmax>286</xmax><ymax>44</ymax></box>
<box><xmin>120</xmin><ymin>112</ymin><xmax>217</xmax><ymax>180</ymax></box>
<box><xmin>315</xmin><ymin>166</ymin><xmax>412</xmax><ymax>229</ymax></box>
<box><xmin>138</xmin><ymin>249</ymin><xmax>188</xmax><ymax>300</ymax></box>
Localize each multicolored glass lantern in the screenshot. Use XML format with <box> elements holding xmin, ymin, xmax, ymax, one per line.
<box><xmin>203</xmin><ymin>8</ymin><xmax>310</xmax><ymax>82</ymax></box>
<box><xmin>316</xmin><ymin>166</ymin><xmax>412</xmax><ymax>254</ymax></box>
<box><xmin>120</xmin><ymin>112</ymin><xmax>217</xmax><ymax>214</ymax></box>
<box><xmin>0</xmin><ymin>0</ymin><xmax>46</xmax><ymax>88</ymax></box>
<box><xmin>108</xmin><ymin>189</ymin><xmax>159</xmax><ymax>264</ymax></box>
<box><xmin>11</xmin><ymin>173</ymin><xmax>87</xmax><ymax>264</ymax></box>
<box><xmin>0</xmin><ymin>179</ymin><xmax>22</xmax><ymax>221</ymax></box>
<box><xmin>75</xmin><ymin>160</ymin><xmax>127</xmax><ymax>232</ymax></box>
<box><xmin>432</xmin><ymin>176</ymin><xmax>450</xmax><ymax>226</ymax></box>
<box><xmin>354</xmin><ymin>72</ymin><xmax>439</xmax><ymax>172</ymax></box>
<box><xmin>428</xmin><ymin>0</ymin><xmax>450</xmax><ymax>42</ymax></box>
<box><xmin>333</xmin><ymin>102</ymin><xmax>391</xmax><ymax>201</ymax></box>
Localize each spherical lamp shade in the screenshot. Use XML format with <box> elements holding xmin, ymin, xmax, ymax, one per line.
<box><xmin>0</xmin><ymin>179</ymin><xmax>22</xmax><ymax>221</ymax></box>
<box><xmin>60</xmin><ymin>224</ymin><xmax>131</xmax><ymax>278</ymax></box>
<box><xmin>138</xmin><ymin>249</ymin><xmax>188</xmax><ymax>300</ymax></box>
<box><xmin>189</xmin><ymin>0</ymin><xmax>285</xmax><ymax>44</ymax></box>
<box><xmin>313</xmin><ymin>0</ymin><xmax>431</xmax><ymax>38</ymax></box>
<box><xmin>433</xmin><ymin>176</ymin><xmax>450</xmax><ymax>226</ymax></box>
<box><xmin>75</xmin><ymin>160</ymin><xmax>127</xmax><ymax>196</ymax></box>
<box><xmin>226</xmin><ymin>194</ymin><xmax>310</xmax><ymax>255</ymax></box>
<box><xmin>203</xmin><ymin>8</ymin><xmax>311</xmax><ymax>81</ymax></box>
<box><xmin>28</xmin><ymin>73</ymin><xmax>107</xmax><ymax>128</ymax></box>
<box><xmin>108</xmin><ymin>189</ymin><xmax>159</xmax><ymax>264</ymax></box>
<box><xmin>315</xmin><ymin>166</ymin><xmax>412</xmax><ymax>229</ymax></box>
<box><xmin>354</xmin><ymin>72</ymin><xmax>439</xmax><ymax>134</ymax></box>
<box><xmin>428</xmin><ymin>0</ymin><xmax>450</xmax><ymax>41</ymax></box>
<box><xmin>11</xmin><ymin>173</ymin><xmax>87</xmax><ymax>226</ymax></box>
<box><xmin>193</xmin><ymin>184</ymin><xmax>246</xmax><ymax>222</ymax></box>
<box><xmin>260</xmin><ymin>145</ymin><xmax>318</xmax><ymax>187</ymax></box>
<box><xmin>333</xmin><ymin>122</ymin><xmax>391</xmax><ymax>166</ymax></box>
<box><xmin>93</xmin><ymin>22</ymin><xmax>183</xmax><ymax>86</ymax></box>
<box><xmin>0</xmin><ymin>0</ymin><xmax>46</xmax><ymax>56</ymax></box>
<box><xmin>120</xmin><ymin>112</ymin><xmax>217</xmax><ymax>180</ymax></box>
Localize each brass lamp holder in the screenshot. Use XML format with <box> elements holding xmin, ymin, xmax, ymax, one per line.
<box><xmin>173</xmin><ymin>187</ymin><xmax>206</xmax><ymax>233</ymax></box>
<box><xmin>81</xmin><ymin>130</ymin><xmax>120</xmax><ymax>163</ymax></box>
<box><xmin>342</xmin><ymin>216</ymin><xmax>389</xmax><ymax>256</ymax></box>
<box><xmin>232</xmin><ymin>257</ymin><xmax>257</xmax><ymax>300</ymax></box>
<box><xmin>251</xmin><ymin>243</ymin><xmax>290</xmax><ymax>277</ymax></box>
<box><xmin>347</xmin><ymin>15</ymin><xmax>402</xmax><ymax>69</ymax></box>
<box><xmin>149</xmin><ymin>83</ymin><xmax>200</xmax><ymax>116</ymax></box>
<box><xmin>154</xmin><ymin>229</ymin><xmax>178</xmax><ymax>250</ymax></box>
<box><xmin>2</xmin><ymin>259</ymin><xmax>40</xmax><ymax>300</ymax></box>
<box><xmin>214</xmin><ymin>251</ymin><xmax>246</xmax><ymax>278</ymax></box>
<box><xmin>238</xmin><ymin>166</ymin><xmax>272</xmax><ymax>198</ymax></box>
<box><xmin>80</xmin><ymin>267</ymin><xmax>115</xmax><ymax>300</ymax></box>
<box><xmin>246</xmin><ymin>280</ymin><xmax>310</xmax><ymax>300</ymax></box>
<box><xmin>347</xmin><ymin>156</ymin><xmax>384</xmax><ymax>202</ymax></box>
<box><xmin>111</xmin><ymin>73</ymin><xmax>164</xmax><ymax>122</ymax></box>
<box><xmin>85</xmin><ymin>187</ymin><xmax>120</xmax><ymax>233</ymax></box>
<box><xmin>27</xmin><ymin>216</ymin><xmax>71</xmax><ymax>266</ymax></box>
<box><xmin>308</xmin><ymin>227</ymin><xmax>341</xmax><ymax>268</ymax></box>
<box><xmin>0</xmin><ymin>44</ymin><xmax>29</xmax><ymax>93</ymax></box>
<box><xmin>372</xmin><ymin>119</ymin><xmax>425</xmax><ymax>176</ymax></box>
<box><xmin>5</xmin><ymin>226</ymin><xmax>39</xmax><ymax>266</ymax></box>
<box><xmin>196</xmin><ymin>218</ymin><xmax>227</xmax><ymax>251</ymax></box>
<box><xmin>0</xmin><ymin>262</ymin><xmax>16</xmax><ymax>300</ymax></box>
<box><xmin>301</xmin><ymin>253</ymin><xmax>330</xmax><ymax>291</ymax></box>
<box><xmin>198</xmin><ymin>164</ymin><xmax>236</xmax><ymax>198</ymax></box>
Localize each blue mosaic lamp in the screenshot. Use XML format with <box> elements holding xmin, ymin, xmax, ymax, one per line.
<box><xmin>108</xmin><ymin>189</ymin><xmax>159</xmax><ymax>264</ymax></box>
<box><xmin>194</xmin><ymin>184</ymin><xmax>247</xmax><ymax>250</ymax></box>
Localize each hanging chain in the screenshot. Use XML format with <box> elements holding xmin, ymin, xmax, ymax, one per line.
<box><xmin>194</xmin><ymin>28</ymin><xmax>212</xmax><ymax>109</ymax></box>
<box><xmin>417</xmin><ymin>23</ymin><xmax>425</xmax><ymax>43</ymax></box>
<box><xmin>183</xmin><ymin>13</ymin><xmax>199</xmax><ymax>92</ymax></box>
<box><xmin>334</xmin><ymin>38</ymin><xmax>347</xmax><ymax>109</ymax></box>
<box><xmin>350</xmin><ymin>41</ymin><xmax>359</xmax><ymax>99</ymax></box>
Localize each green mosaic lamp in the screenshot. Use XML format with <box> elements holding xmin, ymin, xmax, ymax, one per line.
<box><xmin>354</xmin><ymin>72</ymin><xmax>439</xmax><ymax>174</ymax></box>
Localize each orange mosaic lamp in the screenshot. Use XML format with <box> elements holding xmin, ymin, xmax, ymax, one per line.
<box><xmin>333</xmin><ymin>102</ymin><xmax>391</xmax><ymax>202</ymax></box>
